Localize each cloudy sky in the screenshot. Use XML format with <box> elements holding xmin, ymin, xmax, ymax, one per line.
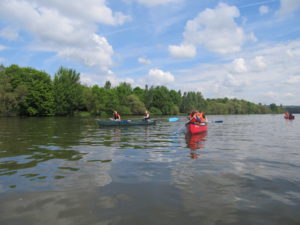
<box><xmin>0</xmin><ymin>0</ymin><xmax>300</xmax><ymax>105</ymax></box>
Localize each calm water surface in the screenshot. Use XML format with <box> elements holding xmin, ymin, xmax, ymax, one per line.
<box><xmin>0</xmin><ymin>115</ymin><xmax>300</xmax><ymax>225</ymax></box>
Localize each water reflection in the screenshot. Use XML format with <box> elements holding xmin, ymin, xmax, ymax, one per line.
<box><xmin>185</xmin><ymin>132</ymin><xmax>207</xmax><ymax>159</ymax></box>
<box><xmin>100</xmin><ymin>126</ymin><xmax>153</xmax><ymax>149</ymax></box>
<box><xmin>1</xmin><ymin>115</ymin><xmax>300</xmax><ymax>225</ymax></box>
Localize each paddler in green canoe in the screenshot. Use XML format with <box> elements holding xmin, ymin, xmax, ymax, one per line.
<box><xmin>111</xmin><ymin>111</ymin><xmax>121</xmax><ymax>121</ymax></box>
<box><xmin>143</xmin><ymin>110</ymin><xmax>150</xmax><ymax>121</ymax></box>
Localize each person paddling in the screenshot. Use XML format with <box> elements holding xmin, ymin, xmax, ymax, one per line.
<box><xmin>143</xmin><ymin>110</ymin><xmax>150</xmax><ymax>121</ymax></box>
<box><xmin>112</xmin><ymin>111</ymin><xmax>121</xmax><ymax>121</ymax></box>
<box><xmin>189</xmin><ymin>110</ymin><xmax>208</xmax><ymax>124</ymax></box>
<box><xmin>285</xmin><ymin>112</ymin><xmax>289</xmax><ymax>118</ymax></box>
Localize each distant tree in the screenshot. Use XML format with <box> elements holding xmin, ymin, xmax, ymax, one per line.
<box><xmin>125</xmin><ymin>94</ymin><xmax>146</xmax><ymax>114</ymax></box>
<box><xmin>181</xmin><ymin>91</ymin><xmax>206</xmax><ymax>113</ymax></box>
<box><xmin>53</xmin><ymin>67</ymin><xmax>83</xmax><ymax>115</ymax></box>
<box><xmin>3</xmin><ymin>65</ymin><xmax>54</xmax><ymax>116</ymax></box>
<box><xmin>149</xmin><ymin>106</ymin><xmax>162</xmax><ymax>115</ymax></box>
<box><xmin>133</xmin><ymin>86</ymin><xmax>145</xmax><ymax>103</ymax></box>
<box><xmin>0</xmin><ymin>72</ymin><xmax>19</xmax><ymax>114</ymax></box>
<box><xmin>0</xmin><ymin>64</ymin><xmax>287</xmax><ymax>117</ymax></box>
<box><xmin>150</xmin><ymin>86</ymin><xmax>173</xmax><ymax>115</ymax></box>
<box><xmin>115</xmin><ymin>82</ymin><xmax>133</xmax><ymax>105</ymax></box>
<box><xmin>104</xmin><ymin>80</ymin><xmax>111</xmax><ymax>89</ymax></box>
<box><xmin>144</xmin><ymin>85</ymin><xmax>153</xmax><ymax>109</ymax></box>
<box><xmin>0</xmin><ymin>64</ymin><xmax>5</xmax><ymax>72</ymax></box>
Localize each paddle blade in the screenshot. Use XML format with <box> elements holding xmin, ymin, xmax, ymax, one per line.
<box><xmin>169</xmin><ymin>117</ymin><xmax>179</xmax><ymax>122</ymax></box>
<box><xmin>212</xmin><ymin>120</ymin><xmax>223</xmax><ymax>123</ymax></box>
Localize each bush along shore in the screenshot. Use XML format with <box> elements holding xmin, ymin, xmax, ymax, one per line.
<box><xmin>0</xmin><ymin>64</ymin><xmax>285</xmax><ymax>117</ymax></box>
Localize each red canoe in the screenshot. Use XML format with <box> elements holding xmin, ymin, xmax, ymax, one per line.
<box><xmin>284</xmin><ymin>115</ymin><xmax>295</xmax><ymax>120</ymax></box>
<box><xmin>186</xmin><ymin>123</ymin><xmax>208</xmax><ymax>134</ymax></box>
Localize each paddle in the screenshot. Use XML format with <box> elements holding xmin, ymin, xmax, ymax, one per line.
<box><xmin>174</xmin><ymin>124</ymin><xmax>186</xmax><ymax>133</ymax></box>
<box><xmin>168</xmin><ymin>117</ymin><xmax>179</xmax><ymax>122</ymax></box>
<box><xmin>209</xmin><ymin>120</ymin><xmax>223</xmax><ymax>123</ymax></box>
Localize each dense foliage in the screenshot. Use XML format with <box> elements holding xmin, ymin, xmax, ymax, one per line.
<box><xmin>284</xmin><ymin>106</ymin><xmax>300</xmax><ymax>113</ymax></box>
<box><xmin>0</xmin><ymin>64</ymin><xmax>285</xmax><ymax>117</ymax></box>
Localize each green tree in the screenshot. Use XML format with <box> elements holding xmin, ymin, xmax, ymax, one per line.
<box><xmin>115</xmin><ymin>82</ymin><xmax>133</xmax><ymax>105</ymax></box>
<box><xmin>53</xmin><ymin>67</ymin><xmax>83</xmax><ymax>116</ymax></box>
<box><xmin>3</xmin><ymin>65</ymin><xmax>54</xmax><ymax>116</ymax></box>
<box><xmin>144</xmin><ymin>85</ymin><xmax>153</xmax><ymax>109</ymax></box>
<box><xmin>0</xmin><ymin>73</ymin><xmax>18</xmax><ymax>114</ymax></box>
<box><xmin>133</xmin><ymin>86</ymin><xmax>145</xmax><ymax>103</ymax></box>
<box><xmin>181</xmin><ymin>91</ymin><xmax>206</xmax><ymax>113</ymax></box>
<box><xmin>104</xmin><ymin>80</ymin><xmax>111</xmax><ymax>89</ymax></box>
<box><xmin>126</xmin><ymin>94</ymin><xmax>146</xmax><ymax>114</ymax></box>
<box><xmin>150</xmin><ymin>86</ymin><xmax>173</xmax><ymax>115</ymax></box>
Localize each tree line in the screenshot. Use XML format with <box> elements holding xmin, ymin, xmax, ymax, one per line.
<box><xmin>284</xmin><ymin>106</ymin><xmax>300</xmax><ymax>113</ymax></box>
<box><xmin>0</xmin><ymin>64</ymin><xmax>285</xmax><ymax>117</ymax></box>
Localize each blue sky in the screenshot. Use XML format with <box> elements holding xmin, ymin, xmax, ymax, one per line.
<box><xmin>0</xmin><ymin>0</ymin><xmax>300</xmax><ymax>105</ymax></box>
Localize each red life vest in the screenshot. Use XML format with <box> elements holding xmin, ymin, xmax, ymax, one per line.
<box><xmin>114</xmin><ymin>112</ymin><xmax>121</xmax><ymax>120</ymax></box>
<box><xmin>190</xmin><ymin>112</ymin><xmax>205</xmax><ymax>123</ymax></box>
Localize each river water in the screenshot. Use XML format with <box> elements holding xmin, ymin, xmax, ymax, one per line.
<box><xmin>0</xmin><ymin>115</ymin><xmax>299</xmax><ymax>225</ymax></box>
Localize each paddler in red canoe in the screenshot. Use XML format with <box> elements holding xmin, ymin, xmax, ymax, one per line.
<box><xmin>189</xmin><ymin>110</ymin><xmax>208</xmax><ymax>124</ymax></box>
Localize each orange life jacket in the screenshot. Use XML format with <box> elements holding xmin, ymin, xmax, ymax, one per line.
<box><xmin>190</xmin><ymin>112</ymin><xmax>205</xmax><ymax>123</ymax></box>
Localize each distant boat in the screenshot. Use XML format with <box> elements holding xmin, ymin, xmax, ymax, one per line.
<box><xmin>284</xmin><ymin>113</ymin><xmax>295</xmax><ymax>120</ymax></box>
<box><xmin>98</xmin><ymin>119</ymin><xmax>156</xmax><ymax>126</ymax></box>
<box><xmin>284</xmin><ymin>115</ymin><xmax>295</xmax><ymax>120</ymax></box>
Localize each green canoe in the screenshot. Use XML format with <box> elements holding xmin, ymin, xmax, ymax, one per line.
<box><xmin>98</xmin><ymin>119</ymin><xmax>157</xmax><ymax>126</ymax></box>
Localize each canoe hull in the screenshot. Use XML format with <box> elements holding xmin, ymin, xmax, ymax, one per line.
<box><xmin>98</xmin><ymin>120</ymin><xmax>156</xmax><ymax>126</ymax></box>
<box><xmin>284</xmin><ymin>116</ymin><xmax>295</xmax><ymax>120</ymax></box>
<box><xmin>186</xmin><ymin>123</ymin><xmax>208</xmax><ymax>134</ymax></box>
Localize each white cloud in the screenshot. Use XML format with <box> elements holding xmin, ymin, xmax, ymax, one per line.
<box><xmin>168</xmin><ymin>44</ymin><xmax>196</xmax><ymax>59</ymax></box>
<box><xmin>0</xmin><ymin>27</ymin><xmax>19</xmax><ymax>41</ymax></box>
<box><xmin>57</xmin><ymin>34</ymin><xmax>113</xmax><ymax>67</ymax></box>
<box><xmin>80</xmin><ymin>68</ymin><xmax>132</xmax><ymax>87</ymax></box>
<box><xmin>248</xmin><ymin>32</ymin><xmax>257</xmax><ymax>42</ymax></box>
<box><xmin>259</xmin><ymin>5</ymin><xmax>269</xmax><ymax>15</ymax></box>
<box><xmin>0</xmin><ymin>45</ymin><xmax>7</xmax><ymax>51</ymax></box>
<box><xmin>105</xmin><ymin>75</ymin><xmax>136</xmax><ymax>87</ymax></box>
<box><xmin>264</xmin><ymin>91</ymin><xmax>277</xmax><ymax>98</ymax></box>
<box><xmin>286</xmin><ymin>47</ymin><xmax>300</xmax><ymax>57</ymax></box>
<box><xmin>30</xmin><ymin>0</ymin><xmax>130</xmax><ymax>25</ymax></box>
<box><xmin>131</xmin><ymin>0</ymin><xmax>181</xmax><ymax>7</ymax></box>
<box><xmin>232</xmin><ymin>58</ymin><xmax>248</xmax><ymax>73</ymax></box>
<box><xmin>0</xmin><ymin>0</ymin><xmax>129</xmax><ymax>69</ymax></box>
<box><xmin>284</xmin><ymin>92</ymin><xmax>294</xmax><ymax>97</ymax></box>
<box><xmin>145</xmin><ymin>68</ymin><xmax>175</xmax><ymax>85</ymax></box>
<box><xmin>80</xmin><ymin>68</ymin><xmax>112</xmax><ymax>84</ymax></box>
<box><xmin>286</xmin><ymin>75</ymin><xmax>300</xmax><ymax>84</ymax></box>
<box><xmin>172</xmin><ymin>40</ymin><xmax>300</xmax><ymax>105</ymax></box>
<box><xmin>276</xmin><ymin>0</ymin><xmax>300</xmax><ymax>16</ymax></box>
<box><xmin>169</xmin><ymin>3</ymin><xmax>252</xmax><ymax>58</ymax></box>
<box><xmin>223</xmin><ymin>73</ymin><xmax>250</xmax><ymax>90</ymax></box>
<box><xmin>138</xmin><ymin>57</ymin><xmax>152</xmax><ymax>65</ymax></box>
<box><xmin>253</xmin><ymin>56</ymin><xmax>267</xmax><ymax>69</ymax></box>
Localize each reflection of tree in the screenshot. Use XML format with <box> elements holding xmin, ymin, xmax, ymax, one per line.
<box><xmin>0</xmin><ymin>117</ymin><xmax>115</xmax><ymax>189</ymax></box>
<box><xmin>0</xmin><ymin>117</ymin><xmax>89</xmax><ymax>176</ymax></box>
<box><xmin>101</xmin><ymin>126</ymin><xmax>152</xmax><ymax>149</ymax></box>
<box><xmin>0</xmin><ymin>149</ymin><xmax>85</xmax><ymax>175</ymax></box>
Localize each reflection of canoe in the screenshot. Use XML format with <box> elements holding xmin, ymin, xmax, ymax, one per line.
<box><xmin>185</xmin><ymin>132</ymin><xmax>207</xmax><ymax>150</ymax></box>
<box><xmin>186</xmin><ymin>123</ymin><xmax>208</xmax><ymax>134</ymax></box>
<box><xmin>98</xmin><ymin>120</ymin><xmax>156</xmax><ymax>126</ymax></box>
<box><xmin>284</xmin><ymin>115</ymin><xmax>295</xmax><ymax>120</ymax></box>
